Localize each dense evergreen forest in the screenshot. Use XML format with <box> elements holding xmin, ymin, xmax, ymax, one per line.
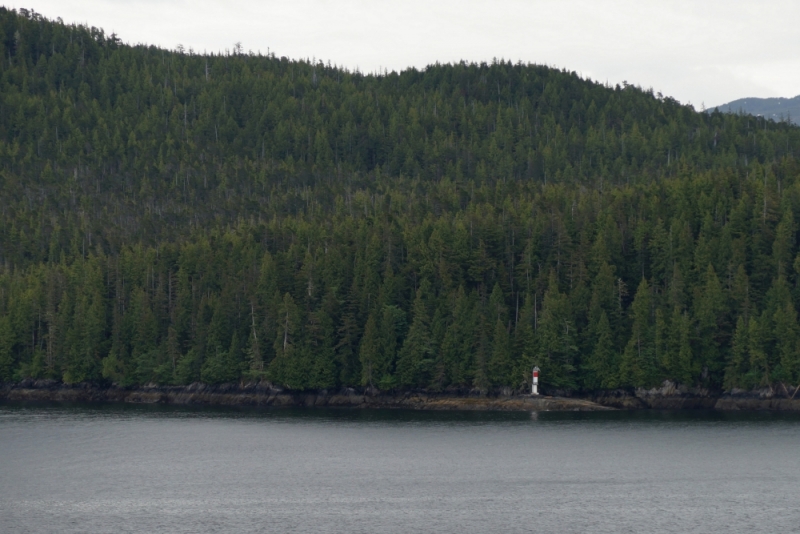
<box><xmin>2</xmin><ymin>8</ymin><xmax>800</xmax><ymax>393</ymax></box>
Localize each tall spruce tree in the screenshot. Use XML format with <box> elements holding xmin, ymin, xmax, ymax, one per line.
<box><xmin>396</xmin><ymin>285</ymin><xmax>433</xmax><ymax>387</ymax></box>
<box><xmin>620</xmin><ymin>278</ymin><xmax>654</xmax><ymax>387</ymax></box>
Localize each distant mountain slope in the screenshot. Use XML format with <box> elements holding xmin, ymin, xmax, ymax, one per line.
<box><xmin>713</xmin><ymin>95</ymin><xmax>800</xmax><ymax>124</ymax></box>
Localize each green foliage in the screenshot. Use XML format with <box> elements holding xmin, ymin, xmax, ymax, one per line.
<box><xmin>396</xmin><ymin>285</ymin><xmax>433</xmax><ymax>387</ymax></box>
<box><xmin>359</xmin><ymin>312</ymin><xmax>380</xmax><ymax>387</ymax></box>
<box><xmin>0</xmin><ymin>316</ymin><xmax>14</xmax><ymax>381</ymax></box>
<box><xmin>535</xmin><ymin>272</ymin><xmax>577</xmax><ymax>389</ymax></box>
<box><xmin>586</xmin><ymin>311</ymin><xmax>616</xmax><ymax>388</ymax></box>
<box><xmin>1</xmin><ymin>8</ymin><xmax>800</xmax><ymax>393</ymax></box>
<box><xmin>773</xmin><ymin>302</ymin><xmax>800</xmax><ymax>383</ymax></box>
<box><xmin>620</xmin><ymin>278</ymin><xmax>654</xmax><ymax>387</ymax></box>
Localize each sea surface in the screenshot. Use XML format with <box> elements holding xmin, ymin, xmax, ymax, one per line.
<box><xmin>1</xmin><ymin>403</ymin><xmax>799</xmax><ymax>533</ymax></box>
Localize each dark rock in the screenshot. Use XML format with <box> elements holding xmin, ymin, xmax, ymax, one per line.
<box><xmin>33</xmin><ymin>379</ymin><xmax>59</xmax><ymax>389</ymax></box>
<box><xmin>3</xmin><ymin>380</ymin><xmax>800</xmax><ymax>412</ymax></box>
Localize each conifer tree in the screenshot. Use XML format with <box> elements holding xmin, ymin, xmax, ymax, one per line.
<box><xmin>0</xmin><ymin>316</ymin><xmax>14</xmax><ymax>382</ymax></box>
<box><xmin>654</xmin><ymin>308</ymin><xmax>667</xmax><ymax>383</ymax></box>
<box><xmin>269</xmin><ymin>292</ymin><xmax>304</xmax><ymax>388</ymax></box>
<box><xmin>772</xmin><ymin>209</ymin><xmax>794</xmax><ymax>278</ymax></box>
<box><xmin>748</xmin><ymin>313</ymin><xmax>770</xmax><ymax>386</ymax></box>
<box><xmin>244</xmin><ymin>301</ymin><xmax>264</xmax><ymax>379</ymax></box>
<box><xmin>396</xmin><ymin>285</ymin><xmax>433</xmax><ymax>387</ymax></box>
<box><xmin>773</xmin><ymin>302</ymin><xmax>800</xmax><ymax>383</ymax></box>
<box><xmin>489</xmin><ymin>316</ymin><xmax>512</xmax><ymax>387</ymax></box>
<box><xmin>724</xmin><ymin>316</ymin><xmax>750</xmax><ymax>390</ymax></box>
<box><xmin>535</xmin><ymin>271</ymin><xmax>576</xmax><ymax>388</ymax></box>
<box><xmin>620</xmin><ymin>278</ymin><xmax>654</xmax><ymax>387</ymax></box>
<box><xmin>359</xmin><ymin>312</ymin><xmax>380</xmax><ymax>387</ymax></box>
<box><xmin>440</xmin><ymin>288</ymin><xmax>477</xmax><ymax>387</ymax></box>
<box><xmin>512</xmin><ymin>292</ymin><xmax>536</xmax><ymax>389</ymax></box>
<box><xmin>676</xmin><ymin>310</ymin><xmax>694</xmax><ymax>385</ymax></box>
<box><xmin>132</xmin><ymin>288</ymin><xmax>159</xmax><ymax>384</ymax></box>
<box><xmin>488</xmin><ymin>283</ymin><xmax>511</xmax><ymax>386</ymax></box>
<box><xmin>586</xmin><ymin>310</ymin><xmax>617</xmax><ymax>388</ymax></box>
<box><xmin>309</xmin><ymin>302</ymin><xmax>338</xmax><ymax>390</ymax></box>
<box><xmin>377</xmin><ymin>304</ymin><xmax>405</xmax><ymax>390</ymax></box>
<box><xmin>693</xmin><ymin>264</ymin><xmax>727</xmax><ymax>383</ymax></box>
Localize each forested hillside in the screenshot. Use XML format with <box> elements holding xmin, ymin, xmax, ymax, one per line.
<box><xmin>2</xmin><ymin>8</ymin><xmax>800</xmax><ymax>392</ymax></box>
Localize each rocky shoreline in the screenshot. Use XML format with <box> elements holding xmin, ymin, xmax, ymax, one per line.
<box><xmin>590</xmin><ymin>381</ymin><xmax>800</xmax><ymax>411</ymax></box>
<box><xmin>0</xmin><ymin>380</ymin><xmax>610</xmax><ymax>412</ymax></box>
<box><xmin>2</xmin><ymin>380</ymin><xmax>799</xmax><ymax>412</ymax></box>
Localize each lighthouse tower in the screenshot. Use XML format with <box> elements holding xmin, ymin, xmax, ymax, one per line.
<box><xmin>532</xmin><ymin>366</ymin><xmax>540</xmax><ymax>395</ymax></box>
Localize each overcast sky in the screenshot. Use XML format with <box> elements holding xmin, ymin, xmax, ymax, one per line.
<box><xmin>7</xmin><ymin>0</ymin><xmax>799</xmax><ymax>108</ymax></box>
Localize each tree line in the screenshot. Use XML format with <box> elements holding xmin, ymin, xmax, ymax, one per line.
<box><xmin>1</xmin><ymin>8</ymin><xmax>800</xmax><ymax>391</ymax></box>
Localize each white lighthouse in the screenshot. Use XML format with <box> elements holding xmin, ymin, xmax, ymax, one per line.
<box><xmin>532</xmin><ymin>366</ymin><xmax>540</xmax><ymax>395</ymax></box>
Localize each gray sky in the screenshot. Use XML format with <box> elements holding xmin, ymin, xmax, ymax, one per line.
<box><xmin>7</xmin><ymin>0</ymin><xmax>799</xmax><ymax>108</ymax></box>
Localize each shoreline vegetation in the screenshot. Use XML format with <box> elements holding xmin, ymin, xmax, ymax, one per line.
<box><xmin>3</xmin><ymin>380</ymin><xmax>800</xmax><ymax>412</ymax></box>
<box><xmin>3</xmin><ymin>9</ymin><xmax>800</xmax><ymax>399</ymax></box>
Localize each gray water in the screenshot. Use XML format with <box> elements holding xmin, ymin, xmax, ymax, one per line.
<box><xmin>1</xmin><ymin>403</ymin><xmax>799</xmax><ymax>533</ymax></box>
